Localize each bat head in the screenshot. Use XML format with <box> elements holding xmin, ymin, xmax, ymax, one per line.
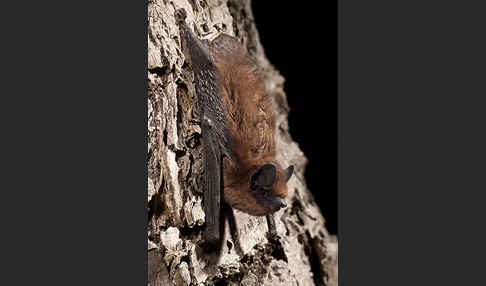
<box><xmin>248</xmin><ymin>162</ymin><xmax>294</xmax><ymax>215</ymax></box>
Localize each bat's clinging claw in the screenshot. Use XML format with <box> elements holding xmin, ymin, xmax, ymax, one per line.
<box><xmin>266</xmin><ymin>214</ymin><xmax>278</xmax><ymax>239</ymax></box>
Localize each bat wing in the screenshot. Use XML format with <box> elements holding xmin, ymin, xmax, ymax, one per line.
<box><xmin>197</xmin><ymin>68</ymin><xmax>231</xmax><ymax>247</ymax></box>
<box><xmin>177</xmin><ymin>10</ymin><xmax>234</xmax><ymax>246</ymax></box>
<box><xmin>201</xmin><ymin>117</ymin><xmax>224</xmax><ymax>245</ymax></box>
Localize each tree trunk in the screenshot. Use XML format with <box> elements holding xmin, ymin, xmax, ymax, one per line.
<box><xmin>147</xmin><ymin>1</ymin><xmax>338</xmax><ymax>285</ymax></box>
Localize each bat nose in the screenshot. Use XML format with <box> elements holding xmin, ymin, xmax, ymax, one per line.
<box><xmin>273</xmin><ymin>198</ymin><xmax>287</xmax><ymax>211</ymax></box>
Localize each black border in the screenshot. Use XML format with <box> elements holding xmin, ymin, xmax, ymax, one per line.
<box><xmin>340</xmin><ymin>0</ymin><xmax>486</xmax><ymax>284</ymax></box>
<box><xmin>3</xmin><ymin>1</ymin><xmax>148</xmax><ymax>284</ymax></box>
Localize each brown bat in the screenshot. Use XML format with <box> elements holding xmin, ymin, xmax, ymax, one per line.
<box><xmin>176</xmin><ymin>9</ymin><xmax>294</xmax><ymax>246</ymax></box>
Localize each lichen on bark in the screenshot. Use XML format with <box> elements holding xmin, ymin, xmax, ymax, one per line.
<box><xmin>148</xmin><ymin>1</ymin><xmax>338</xmax><ymax>285</ymax></box>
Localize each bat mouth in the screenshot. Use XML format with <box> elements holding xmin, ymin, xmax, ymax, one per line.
<box><xmin>270</xmin><ymin>197</ymin><xmax>287</xmax><ymax>213</ymax></box>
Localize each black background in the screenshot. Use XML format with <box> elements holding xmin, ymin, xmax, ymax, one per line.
<box><xmin>252</xmin><ymin>1</ymin><xmax>338</xmax><ymax>234</ymax></box>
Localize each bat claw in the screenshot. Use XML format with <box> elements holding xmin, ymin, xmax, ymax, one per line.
<box><xmin>267</xmin><ymin>231</ymin><xmax>281</xmax><ymax>242</ymax></box>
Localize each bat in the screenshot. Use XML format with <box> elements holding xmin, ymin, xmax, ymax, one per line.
<box><xmin>176</xmin><ymin>9</ymin><xmax>294</xmax><ymax>247</ymax></box>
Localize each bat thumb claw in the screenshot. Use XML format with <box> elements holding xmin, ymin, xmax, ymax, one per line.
<box><xmin>175</xmin><ymin>9</ymin><xmax>187</xmax><ymax>24</ymax></box>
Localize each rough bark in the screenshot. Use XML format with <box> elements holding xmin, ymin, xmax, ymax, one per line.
<box><xmin>147</xmin><ymin>1</ymin><xmax>338</xmax><ymax>285</ymax></box>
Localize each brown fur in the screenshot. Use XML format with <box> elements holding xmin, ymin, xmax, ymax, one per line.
<box><xmin>209</xmin><ymin>34</ymin><xmax>288</xmax><ymax>216</ymax></box>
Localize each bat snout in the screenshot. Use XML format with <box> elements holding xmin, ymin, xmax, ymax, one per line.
<box><xmin>270</xmin><ymin>197</ymin><xmax>287</xmax><ymax>212</ymax></box>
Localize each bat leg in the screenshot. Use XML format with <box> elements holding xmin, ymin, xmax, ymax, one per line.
<box><xmin>224</xmin><ymin>204</ymin><xmax>244</xmax><ymax>256</ymax></box>
<box><xmin>266</xmin><ymin>214</ymin><xmax>278</xmax><ymax>239</ymax></box>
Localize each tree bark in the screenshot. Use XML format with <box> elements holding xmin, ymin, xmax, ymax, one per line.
<box><xmin>147</xmin><ymin>1</ymin><xmax>338</xmax><ymax>285</ymax></box>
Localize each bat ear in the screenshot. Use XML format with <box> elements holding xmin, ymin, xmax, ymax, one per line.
<box><xmin>285</xmin><ymin>165</ymin><xmax>294</xmax><ymax>182</ymax></box>
<box><xmin>250</xmin><ymin>163</ymin><xmax>277</xmax><ymax>190</ymax></box>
